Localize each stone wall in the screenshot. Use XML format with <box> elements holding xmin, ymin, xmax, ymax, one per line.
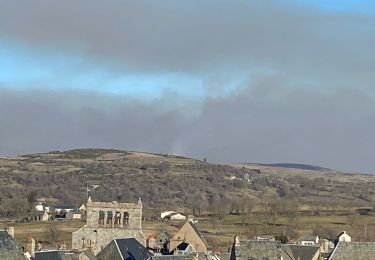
<box><xmin>86</xmin><ymin>198</ymin><xmax>142</xmax><ymax>229</ymax></box>
<box><xmin>72</xmin><ymin>197</ymin><xmax>145</xmax><ymax>255</ymax></box>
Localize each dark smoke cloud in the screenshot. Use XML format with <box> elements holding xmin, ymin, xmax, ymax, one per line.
<box><xmin>0</xmin><ymin>1</ymin><xmax>375</xmax><ymax>172</ymax></box>
<box><xmin>1</xmin><ymin>82</ymin><xmax>375</xmax><ymax>173</ymax></box>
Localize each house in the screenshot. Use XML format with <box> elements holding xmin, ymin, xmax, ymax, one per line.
<box><xmin>161</xmin><ymin>211</ymin><xmax>178</xmax><ymax>219</ymax></box>
<box><xmin>229</xmin><ymin>238</ymin><xmax>294</xmax><ymax>260</ymax></box>
<box><xmin>97</xmin><ymin>238</ymin><xmax>153</xmax><ymax>260</ymax></box>
<box><xmin>336</xmin><ymin>231</ymin><xmax>351</xmax><ymax>243</ymax></box>
<box><xmin>79</xmin><ymin>204</ymin><xmax>87</xmax><ymax>212</ymax></box>
<box><xmin>0</xmin><ymin>230</ymin><xmax>25</xmax><ymax>260</ymax></box>
<box><xmin>41</xmin><ymin>210</ymin><xmax>49</xmax><ymax>222</ymax></box>
<box><xmin>53</xmin><ymin>204</ymin><xmax>75</xmax><ymax>217</ymax></box>
<box><xmin>66</xmin><ymin>210</ymin><xmax>82</xmax><ymax>220</ymax></box>
<box><xmin>328</xmin><ymin>242</ymin><xmax>375</xmax><ymax>260</ymax></box>
<box><xmin>300</xmin><ymin>235</ymin><xmax>319</xmax><ymax>246</ymax></box>
<box><xmin>161</xmin><ymin>211</ymin><xmax>187</xmax><ymax>221</ymax></box>
<box><xmin>35</xmin><ymin>202</ymin><xmax>50</xmax><ymax>212</ymax></box>
<box><xmin>170</xmin><ymin>214</ymin><xmax>187</xmax><ymax>221</ymax></box>
<box><xmin>169</xmin><ymin>221</ymin><xmax>209</xmax><ymax>255</ymax></box>
<box><xmin>288</xmin><ymin>244</ymin><xmax>321</xmax><ymax>260</ymax></box>
<box><xmin>148</xmin><ymin>232</ymin><xmax>171</xmax><ymax>254</ymax></box>
<box><xmin>32</xmin><ymin>210</ymin><xmax>49</xmax><ymax>222</ymax></box>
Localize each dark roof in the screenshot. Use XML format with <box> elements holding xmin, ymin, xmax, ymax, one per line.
<box><xmin>34</xmin><ymin>250</ymin><xmax>74</xmax><ymax>260</ymax></box>
<box><xmin>54</xmin><ymin>205</ymin><xmax>75</xmax><ymax>209</ymax></box>
<box><xmin>115</xmin><ymin>238</ymin><xmax>154</xmax><ymax>260</ymax></box>
<box><xmin>188</xmin><ymin>222</ymin><xmax>208</xmax><ymax>248</ymax></box>
<box><xmin>0</xmin><ymin>231</ymin><xmax>25</xmax><ymax>260</ymax></box>
<box><xmin>288</xmin><ymin>244</ymin><xmax>320</xmax><ymax>260</ymax></box>
<box><xmin>329</xmin><ymin>242</ymin><xmax>375</xmax><ymax>260</ymax></box>
<box><xmin>151</xmin><ymin>256</ymin><xmax>194</xmax><ymax>260</ymax></box>
<box><xmin>231</xmin><ymin>240</ymin><xmax>294</xmax><ymax>260</ymax></box>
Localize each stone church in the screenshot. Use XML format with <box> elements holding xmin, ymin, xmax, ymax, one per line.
<box><xmin>72</xmin><ymin>196</ymin><xmax>145</xmax><ymax>255</ymax></box>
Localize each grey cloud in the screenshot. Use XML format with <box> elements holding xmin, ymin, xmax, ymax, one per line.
<box><xmin>1</xmin><ymin>0</ymin><xmax>375</xmax><ymax>86</ymax></box>
<box><xmin>1</xmin><ymin>82</ymin><xmax>375</xmax><ymax>173</ymax></box>
<box><xmin>1</xmin><ymin>1</ymin><xmax>375</xmax><ymax>173</ymax></box>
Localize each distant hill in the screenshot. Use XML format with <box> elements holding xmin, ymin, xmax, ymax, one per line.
<box><xmin>256</xmin><ymin>163</ymin><xmax>332</xmax><ymax>172</ymax></box>
<box><xmin>0</xmin><ymin>148</ymin><xmax>374</xmax><ymax>220</ymax></box>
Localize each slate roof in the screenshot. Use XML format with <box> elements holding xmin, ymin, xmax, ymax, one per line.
<box><xmin>35</xmin><ymin>250</ymin><xmax>97</xmax><ymax>260</ymax></box>
<box><xmin>34</xmin><ymin>250</ymin><xmax>74</xmax><ymax>260</ymax></box>
<box><xmin>0</xmin><ymin>230</ymin><xmax>25</xmax><ymax>260</ymax></box>
<box><xmin>288</xmin><ymin>244</ymin><xmax>320</xmax><ymax>260</ymax></box>
<box><xmin>151</xmin><ymin>256</ymin><xmax>194</xmax><ymax>260</ymax></box>
<box><xmin>53</xmin><ymin>204</ymin><xmax>75</xmax><ymax>210</ymax></box>
<box><xmin>328</xmin><ymin>242</ymin><xmax>375</xmax><ymax>260</ymax></box>
<box><xmin>115</xmin><ymin>238</ymin><xmax>154</xmax><ymax>260</ymax></box>
<box><xmin>231</xmin><ymin>240</ymin><xmax>295</xmax><ymax>260</ymax></box>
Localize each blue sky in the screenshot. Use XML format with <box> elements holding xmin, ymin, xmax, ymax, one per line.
<box><xmin>294</xmin><ymin>0</ymin><xmax>375</xmax><ymax>13</ymax></box>
<box><xmin>0</xmin><ymin>40</ymin><xmax>206</xmax><ymax>99</ymax></box>
<box><xmin>1</xmin><ymin>0</ymin><xmax>375</xmax><ymax>172</ymax></box>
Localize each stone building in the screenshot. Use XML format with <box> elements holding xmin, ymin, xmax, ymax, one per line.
<box><xmin>169</xmin><ymin>221</ymin><xmax>209</xmax><ymax>255</ymax></box>
<box><xmin>229</xmin><ymin>237</ymin><xmax>294</xmax><ymax>260</ymax></box>
<box><xmin>72</xmin><ymin>197</ymin><xmax>145</xmax><ymax>255</ymax></box>
<box><xmin>328</xmin><ymin>242</ymin><xmax>375</xmax><ymax>260</ymax></box>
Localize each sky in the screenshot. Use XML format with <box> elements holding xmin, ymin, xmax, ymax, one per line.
<box><xmin>1</xmin><ymin>0</ymin><xmax>375</xmax><ymax>173</ymax></box>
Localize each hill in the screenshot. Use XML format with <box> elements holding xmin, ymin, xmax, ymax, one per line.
<box><xmin>255</xmin><ymin>163</ymin><xmax>332</xmax><ymax>172</ymax></box>
<box><xmin>0</xmin><ymin>148</ymin><xmax>374</xmax><ymax>220</ymax></box>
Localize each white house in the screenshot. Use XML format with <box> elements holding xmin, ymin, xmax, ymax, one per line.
<box><xmin>161</xmin><ymin>211</ymin><xmax>177</xmax><ymax>219</ymax></box>
<box><xmin>170</xmin><ymin>213</ymin><xmax>187</xmax><ymax>220</ymax></box>
<box><xmin>338</xmin><ymin>231</ymin><xmax>351</xmax><ymax>242</ymax></box>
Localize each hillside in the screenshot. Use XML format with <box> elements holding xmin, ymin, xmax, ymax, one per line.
<box><xmin>0</xmin><ymin>148</ymin><xmax>374</xmax><ymax>220</ymax></box>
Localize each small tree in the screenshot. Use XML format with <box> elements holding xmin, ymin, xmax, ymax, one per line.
<box><xmin>275</xmin><ymin>235</ymin><xmax>289</xmax><ymax>243</ymax></box>
<box><xmin>50</xmin><ymin>226</ymin><xmax>59</xmax><ymax>244</ymax></box>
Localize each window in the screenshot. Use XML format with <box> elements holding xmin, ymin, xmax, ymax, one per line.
<box><xmin>106</xmin><ymin>211</ymin><xmax>113</xmax><ymax>225</ymax></box>
<box><xmin>98</xmin><ymin>211</ymin><xmax>105</xmax><ymax>225</ymax></box>
<box><xmin>123</xmin><ymin>212</ymin><xmax>129</xmax><ymax>226</ymax></box>
<box><xmin>114</xmin><ymin>211</ymin><xmax>121</xmax><ymax>226</ymax></box>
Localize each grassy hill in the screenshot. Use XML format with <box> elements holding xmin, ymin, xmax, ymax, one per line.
<box><xmin>0</xmin><ymin>148</ymin><xmax>374</xmax><ymax>217</ymax></box>
<box><xmin>1</xmin><ymin>148</ymin><xmax>375</xmax><ymax>250</ymax></box>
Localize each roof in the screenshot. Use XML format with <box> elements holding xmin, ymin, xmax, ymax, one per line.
<box><xmin>34</xmin><ymin>250</ymin><xmax>74</xmax><ymax>260</ymax></box>
<box><xmin>116</xmin><ymin>238</ymin><xmax>154</xmax><ymax>260</ymax></box>
<box><xmin>151</xmin><ymin>256</ymin><xmax>194</xmax><ymax>260</ymax></box>
<box><xmin>54</xmin><ymin>204</ymin><xmax>75</xmax><ymax>209</ymax></box>
<box><xmin>288</xmin><ymin>244</ymin><xmax>320</xmax><ymax>260</ymax></box>
<box><xmin>188</xmin><ymin>221</ymin><xmax>208</xmax><ymax>248</ymax></box>
<box><xmin>156</xmin><ymin>232</ymin><xmax>171</xmax><ymax>240</ymax></box>
<box><xmin>231</xmin><ymin>240</ymin><xmax>295</xmax><ymax>260</ymax></box>
<box><xmin>329</xmin><ymin>242</ymin><xmax>375</xmax><ymax>260</ymax></box>
<box><xmin>0</xmin><ymin>231</ymin><xmax>25</xmax><ymax>260</ymax></box>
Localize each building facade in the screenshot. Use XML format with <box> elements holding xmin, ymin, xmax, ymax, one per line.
<box><xmin>72</xmin><ymin>197</ymin><xmax>145</xmax><ymax>255</ymax></box>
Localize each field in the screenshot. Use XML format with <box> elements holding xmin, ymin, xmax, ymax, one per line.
<box><xmin>2</xmin><ymin>212</ymin><xmax>375</xmax><ymax>253</ymax></box>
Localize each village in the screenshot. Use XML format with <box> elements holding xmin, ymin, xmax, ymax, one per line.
<box><xmin>1</xmin><ymin>196</ymin><xmax>374</xmax><ymax>260</ymax></box>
